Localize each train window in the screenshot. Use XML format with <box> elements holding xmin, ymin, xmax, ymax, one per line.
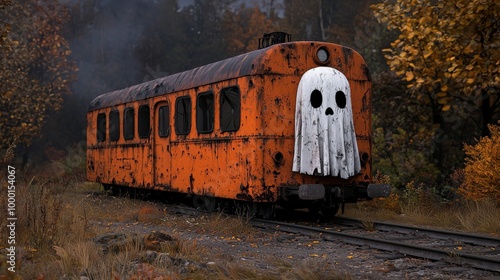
<box><xmin>196</xmin><ymin>92</ymin><xmax>214</xmax><ymax>133</ymax></box>
<box><xmin>123</xmin><ymin>107</ymin><xmax>134</xmax><ymax>140</ymax></box>
<box><xmin>175</xmin><ymin>96</ymin><xmax>191</xmax><ymax>135</ymax></box>
<box><xmin>158</xmin><ymin>105</ymin><xmax>170</xmax><ymax>137</ymax></box>
<box><xmin>138</xmin><ymin>105</ymin><xmax>150</xmax><ymax>138</ymax></box>
<box><xmin>97</xmin><ymin>113</ymin><xmax>106</xmax><ymax>142</ymax></box>
<box><xmin>109</xmin><ymin>110</ymin><xmax>120</xmax><ymax>141</ymax></box>
<box><xmin>220</xmin><ymin>86</ymin><xmax>240</xmax><ymax>132</ymax></box>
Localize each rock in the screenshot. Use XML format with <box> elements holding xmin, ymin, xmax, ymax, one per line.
<box><xmin>142</xmin><ymin>250</ymin><xmax>158</xmax><ymax>263</ymax></box>
<box><xmin>143</xmin><ymin>231</ymin><xmax>175</xmax><ymax>250</ymax></box>
<box><xmin>276</xmin><ymin>235</ymin><xmax>295</xmax><ymax>243</ymax></box>
<box><xmin>94</xmin><ymin>232</ymin><xmax>137</xmax><ymax>254</ymax></box>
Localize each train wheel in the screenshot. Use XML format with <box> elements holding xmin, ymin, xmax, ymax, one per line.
<box><xmin>235</xmin><ymin>201</ymin><xmax>253</xmax><ymax>219</ymax></box>
<box><xmin>258</xmin><ymin>203</ymin><xmax>274</xmax><ymax>219</ymax></box>
<box><xmin>102</xmin><ymin>184</ymin><xmax>111</xmax><ymax>193</ymax></box>
<box><xmin>111</xmin><ymin>185</ymin><xmax>123</xmax><ymax>196</ymax></box>
<box><xmin>192</xmin><ymin>195</ymin><xmax>205</xmax><ymax>210</ymax></box>
<box><xmin>204</xmin><ymin>197</ymin><xmax>217</xmax><ymax>212</ymax></box>
<box><xmin>321</xmin><ymin>203</ymin><xmax>340</xmax><ymax>219</ymax></box>
<box><xmin>192</xmin><ymin>195</ymin><xmax>217</xmax><ymax>212</ymax></box>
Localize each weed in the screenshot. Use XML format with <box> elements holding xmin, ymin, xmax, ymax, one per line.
<box><xmin>160</xmin><ymin>235</ymin><xmax>205</xmax><ymax>262</ymax></box>
<box><xmin>17</xmin><ymin>177</ymin><xmax>66</xmax><ymax>252</ymax></box>
<box><xmin>346</xmin><ymin>191</ymin><xmax>500</xmax><ymax>235</ymax></box>
<box><xmin>455</xmin><ymin>199</ymin><xmax>500</xmax><ymax>233</ymax></box>
<box><xmin>361</xmin><ymin>220</ymin><xmax>376</xmax><ymax>231</ymax></box>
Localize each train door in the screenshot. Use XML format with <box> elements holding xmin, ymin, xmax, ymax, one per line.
<box><xmin>153</xmin><ymin>101</ymin><xmax>172</xmax><ymax>189</ymax></box>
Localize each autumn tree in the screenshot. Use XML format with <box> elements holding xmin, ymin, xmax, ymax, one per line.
<box><xmin>0</xmin><ymin>0</ymin><xmax>77</xmax><ymax>151</ymax></box>
<box><xmin>221</xmin><ymin>5</ymin><xmax>278</xmax><ymax>56</ymax></box>
<box><xmin>0</xmin><ymin>0</ymin><xmax>12</xmax><ymax>50</ymax></box>
<box><xmin>372</xmin><ymin>0</ymin><xmax>500</xmax><ymax>170</ymax></box>
<box><xmin>459</xmin><ymin>122</ymin><xmax>500</xmax><ymax>201</ymax></box>
<box><xmin>371</xmin><ymin>73</ymin><xmax>441</xmax><ymax>188</ymax></box>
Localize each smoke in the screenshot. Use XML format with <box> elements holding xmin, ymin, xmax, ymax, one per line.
<box><xmin>44</xmin><ymin>0</ymin><xmax>273</xmax><ymax>151</ymax></box>
<box><xmin>40</xmin><ymin>0</ymin><xmax>161</xmax><ymax>149</ymax></box>
<box><xmin>69</xmin><ymin>0</ymin><xmax>150</xmax><ymax>98</ymax></box>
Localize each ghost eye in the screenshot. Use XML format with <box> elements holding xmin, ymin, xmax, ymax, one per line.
<box><xmin>310</xmin><ymin>89</ymin><xmax>322</xmax><ymax>108</ymax></box>
<box><xmin>335</xmin><ymin>91</ymin><xmax>346</xmax><ymax>109</ymax></box>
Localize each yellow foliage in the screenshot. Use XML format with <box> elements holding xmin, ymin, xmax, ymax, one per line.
<box><xmin>221</xmin><ymin>6</ymin><xmax>277</xmax><ymax>55</ymax></box>
<box><xmin>441</xmin><ymin>104</ymin><xmax>451</xmax><ymax>112</ymax></box>
<box><xmin>0</xmin><ymin>0</ymin><xmax>77</xmax><ymax>149</ymax></box>
<box><xmin>372</xmin><ymin>0</ymin><xmax>499</xmax><ymax>110</ymax></box>
<box><xmin>459</xmin><ymin>122</ymin><xmax>500</xmax><ymax>201</ymax></box>
<box><xmin>378</xmin><ymin>193</ymin><xmax>401</xmax><ymax>212</ymax></box>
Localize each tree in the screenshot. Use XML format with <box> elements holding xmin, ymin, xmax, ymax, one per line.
<box><xmin>372</xmin><ymin>0</ymin><xmax>500</xmax><ymax>173</ymax></box>
<box><xmin>0</xmin><ymin>0</ymin><xmax>77</xmax><ymax>151</ymax></box>
<box><xmin>459</xmin><ymin>122</ymin><xmax>500</xmax><ymax>201</ymax></box>
<box><xmin>221</xmin><ymin>5</ymin><xmax>278</xmax><ymax>56</ymax></box>
<box><xmin>372</xmin><ymin>72</ymin><xmax>440</xmax><ymax>188</ymax></box>
<box><xmin>372</xmin><ymin>0</ymin><xmax>500</xmax><ymax>136</ymax></box>
<box><xmin>0</xmin><ymin>0</ymin><xmax>12</xmax><ymax>50</ymax></box>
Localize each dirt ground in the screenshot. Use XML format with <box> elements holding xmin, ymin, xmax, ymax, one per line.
<box><xmin>70</xmin><ymin>190</ymin><xmax>498</xmax><ymax>280</ymax></box>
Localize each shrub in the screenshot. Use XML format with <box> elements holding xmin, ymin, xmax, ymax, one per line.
<box><xmin>459</xmin><ymin>122</ymin><xmax>500</xmax><ymax>201</ymax></box>
<box><xmin>372</xmin><ymin>124</ymin><xmax>440</xmax><ymax>188</ymax></box>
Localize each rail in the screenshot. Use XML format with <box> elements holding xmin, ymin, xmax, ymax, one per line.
<box><xmin>251</xmin><ymin>218</ymin><xmax>500</xmax><ymax>272</ymax></box>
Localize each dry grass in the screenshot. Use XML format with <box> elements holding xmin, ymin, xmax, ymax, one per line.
<box><xmin>189</xmin><ymin>212</ymin><xmax>257</xmax><ymax>238</ymax></box>
<box><xmin>4</xmin><ymin>162</ymin><xmax>499</xmax><ymax>279</ymax></box>
<box><xmin>4</xmin><ymin>169</ymin><xmax>342</xmax><ymax>279</ymax></box>
<box><xmin>345</xmin><ymin>194</ymin><xmax>500</xmax><ymax>235</ymax></box>
<box><xmin>349</xmin><ymin>176</ymin><xmax>500</xmax><ymax>234</ymax></box>
<box><xmin>455</xmin><ymin>199</ymin><xmax>500</xmax><ymax>233</ymax></box>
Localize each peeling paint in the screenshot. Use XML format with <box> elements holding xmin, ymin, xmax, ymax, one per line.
<box><xmin>87</xmin><ymin>41</ymin><xmax>374</xmax><ymax>206</ymax></box>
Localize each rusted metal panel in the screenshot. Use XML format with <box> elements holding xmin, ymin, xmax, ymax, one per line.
<box><xmin>86</xmin><ymin>41</ymin><xmax>373</xmax><ymax>204</ymax></box>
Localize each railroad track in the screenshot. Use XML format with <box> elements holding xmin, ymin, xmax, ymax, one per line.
<box><xmin>251</xmin><ymin>218</ymin><xmax>500</xmax><ymax>272</ymax></box>
<box><xmin>110</xmin><ymin>193</ymin><xmax>500</xmax><ymax>272</ymax></box>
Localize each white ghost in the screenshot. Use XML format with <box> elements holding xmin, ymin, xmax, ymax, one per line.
<box><xmin>292</xmin><ymin>67</ymin><xmax>361</xmax><ymax>179</ymax></box>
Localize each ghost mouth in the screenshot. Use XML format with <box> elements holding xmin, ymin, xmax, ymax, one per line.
<box><xmin>325</xmin><ymin>107</ymin><xmax>334</xmax><ymax>115</ymax></box>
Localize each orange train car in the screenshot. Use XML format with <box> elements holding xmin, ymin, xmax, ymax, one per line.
<box><xmin>86</xmin><ymin>32</ymin><xmax>389</xmax><ymax>218</ymax></box>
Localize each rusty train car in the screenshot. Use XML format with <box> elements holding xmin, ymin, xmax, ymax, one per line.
<box><xmin>86</xmin><ymin>33</ymin><xmax>389</xmax><ymax>218</ymax></box>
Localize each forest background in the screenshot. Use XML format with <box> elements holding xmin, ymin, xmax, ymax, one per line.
<box><xmin>1</xmin><ymin>0</ymin><xmax>499</xmax><ymax>200</ymax></box>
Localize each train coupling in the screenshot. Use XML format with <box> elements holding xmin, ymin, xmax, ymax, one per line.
<box><xmin>366</xmin><ymin>184</ymin><xmax>391</xmax><ymax>198</ymax></box>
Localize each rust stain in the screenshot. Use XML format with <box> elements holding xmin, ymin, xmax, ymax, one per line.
<box><xmin>87</xmin><ymin>41</ymin><xmax>373</xmax><ymax>204</ymax></box>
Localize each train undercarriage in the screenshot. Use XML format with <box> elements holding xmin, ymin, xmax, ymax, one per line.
<box><xmin>102</xmin><ymin>182</ymin><xmax>389</xmax><ymax>219</ymax></box>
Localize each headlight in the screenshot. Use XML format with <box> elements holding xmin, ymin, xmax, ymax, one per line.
<box><xmin>316</xmin><ymin>47</ymin><xmax>329</xmax><ymax>64</ymax></box>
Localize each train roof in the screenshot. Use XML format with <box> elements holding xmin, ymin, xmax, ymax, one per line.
<box><xmin>88</xmin><ymin>44</ymin><xmax>278</xmax><ymax>111</ymax></box>
<box><xmin>88</xmin><ymin>42</ymin><xmax>368</xmax><ymax>111</ymax></box>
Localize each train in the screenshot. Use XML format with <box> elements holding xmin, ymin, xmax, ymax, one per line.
<box><xmin>86</xmin><ymin>32</ymin><xmax>390</xmax><ymax>218</ymax></box>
